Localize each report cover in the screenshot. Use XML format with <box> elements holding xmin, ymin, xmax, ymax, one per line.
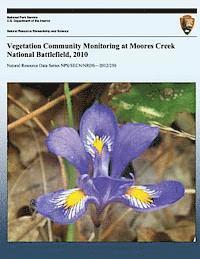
<box><xmin>0</xmin><ymin>1</ymin><xmax>200</xmax><ymax>259</ymax></box>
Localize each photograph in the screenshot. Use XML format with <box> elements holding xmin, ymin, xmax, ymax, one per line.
<box><xmin>7</xmin><ymin>82</ymin><xmax>195</xmax><ymax>242</ymax></box>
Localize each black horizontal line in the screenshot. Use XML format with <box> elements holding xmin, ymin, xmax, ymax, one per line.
<box><xmin>7</xmin><ymin>8</ymin><xmax>197</xmax><ymax>14</ymax></box>
<box><xmin>6</xmin><ymin>36</ymin><xmax>197</xmax><ymax>38</ymax></box>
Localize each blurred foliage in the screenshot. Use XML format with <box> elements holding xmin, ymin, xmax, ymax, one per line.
<box><xmin>111</xmin><ymin>83</ymin><xmax>195</xmax><ymax>125</ymax></box>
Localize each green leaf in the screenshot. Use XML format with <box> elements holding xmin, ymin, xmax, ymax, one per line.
<box><xmin>111</xmin><ymin>83</ymin><xmax>195</xmax><ymax>125</ymax></box>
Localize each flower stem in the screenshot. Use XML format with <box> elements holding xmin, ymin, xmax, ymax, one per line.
<box><xmin>64</xmin><ymin>162</ymin><xmax>77</xmax><ymax>242</ymax></box>
<box><xmin>64</xmin><ymin>83</ymin><xmax>76</xmax><ymax>242</ymax></box>
<box><xmin>64</xmin><ymin>83</ymin><xmax>74</xmax><ymax>127</ymax></box>
<box><xmin>94</xmin><ymin>226</ymin><xmax>100</xmax><ymax>242</ymax></box>
<box><xmin>66</xmin><ymin>223</ymin><xmax>75</xmax><ymax>242</ymax></box>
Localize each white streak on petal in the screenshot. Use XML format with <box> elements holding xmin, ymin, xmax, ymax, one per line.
<box><xmin>133</xmin><ymin>197</ymin><xmax>139</xmax><ymax>207</ymax></box>
<box><xmin>142</xmin><ymin>202</ymin><xmax>147</xmax><ymax>208</ymax></box>
<box><xmin>137</xmin><ymin>199</ymin><xmax>143</xmax><ymax>208</ymax></box>
<box><xmin>71</xmin><ymin>205</ymin><xmax>76</xmax><ymax>219</ymax></box>
<box><xmin>68</xmin><ymin>207</ymin><xmax>73</xmax><ymax>220</ymax></box>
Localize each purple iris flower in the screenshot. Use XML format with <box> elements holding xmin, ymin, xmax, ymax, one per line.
<box><xmin>36</xmin><ymin>103</ymin><xmax>184</xmax><ymax>224</ymax></box>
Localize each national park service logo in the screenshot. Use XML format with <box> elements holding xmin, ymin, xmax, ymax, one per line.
<box><xmin>180</xmin><ymin>15</ymin><xmax>195</xmax><ymax>35</ymax></box>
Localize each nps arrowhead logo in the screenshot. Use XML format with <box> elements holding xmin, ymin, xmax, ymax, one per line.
<box><xmin>180</xmin><ymin>15</ymin><xmax>195</xmax><ymax>35</ymax></box>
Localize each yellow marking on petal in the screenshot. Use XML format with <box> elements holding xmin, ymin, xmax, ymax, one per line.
<box><xmin>65</xmin><ymin>190</ymin><xmax>85</xmax><ymax>208</ymax></box>
<box><xmin>93</xmin><ymin>136</ymin><xmax>104</xmax><ymax>154</ymax></box>
<box><xmin>126</xmin><ymin>187</ymin><xmax>153</xmax><ymax>204</ymax></box>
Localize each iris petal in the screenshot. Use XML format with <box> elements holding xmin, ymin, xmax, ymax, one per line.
<box><xmin>82</xmin><ymin>176</ymin><xmax>133</xmax><ymax>209</ymax></box>
<box><xmin>36</xmin><ymin>188</ymin><xmax>95</xmax><ymax>224</ymax></box>
<box><xmin>80</xmin><ymin>103</ymin><xmax>118</xmax><ymax>157</ymax></box>
<box><xmin>111</xmin><ymin>123</ymin><xmax>159</xmax><ymax>178</ymax></box>
<box><xmin>46</xmin><ymin>127</ymin><xmax>89</xmax><ymax>174</ymax></box>
<box><xmin>120</xmin><ymin>181</ymin><xmax>184</xmax><ymax>212</ymax></box>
